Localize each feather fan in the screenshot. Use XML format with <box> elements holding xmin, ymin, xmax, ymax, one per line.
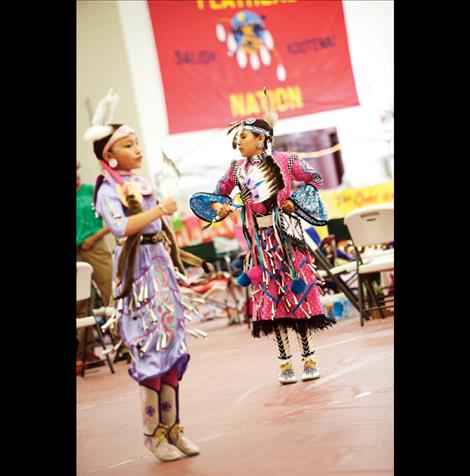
<box><xmin>155</xmin><ymin>150</ymin><xmax>180</xmax><ymax>199</ymax></box>
<box><xmin>240</xmin><ymin>156</ymin><xmax>284</xmax><ymax>204</ymax></box>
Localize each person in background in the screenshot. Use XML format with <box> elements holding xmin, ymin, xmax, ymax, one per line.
<box><xmin>76</xmin><ymin>161</ymin><xmax>114</xmax><ymax>362</ymax></box>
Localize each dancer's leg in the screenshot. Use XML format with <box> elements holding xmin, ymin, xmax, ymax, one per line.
<box><xmin>161</xmin><ymin>366</ymin><xmax>200</xmax><ymax>456</ymax></box>
<box><xmin>273</xmin><ymin>324</ymin><xmax>297</xmax><ymax>385</ymax></box>
<box><xmin>140</xmin><ymin>376</ymin><xmax>182</xmax><ymax>462</ymax></box>
<box><xmin>295</xmin><ymin>327</ymin><xmax>320</xmax><ymax>381</ymax></box>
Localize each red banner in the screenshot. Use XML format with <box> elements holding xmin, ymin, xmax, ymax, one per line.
<box><xmin>147</xmin><ymin>0</ymin><xmax>359</xmax><ymax>133</ymax></box>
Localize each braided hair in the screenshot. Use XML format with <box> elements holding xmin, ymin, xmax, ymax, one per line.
<box><xmin>93</xmin><ymin>124</ymin><xmax>143</xmax><ymax>299</ymax></box>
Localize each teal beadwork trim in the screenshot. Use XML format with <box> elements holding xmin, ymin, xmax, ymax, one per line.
<box><xmin>293</xmin><ymin>282</ymin><xmax>316</xmax><ymax>313</ymax></box>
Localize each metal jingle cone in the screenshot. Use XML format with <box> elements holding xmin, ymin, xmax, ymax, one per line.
<box><xmin>143</xmin><ymin>279</ymin><xmax>149</xmax><ymax>300</ymax></box>
<box><xmin>194</xmin><ymin>328</ymin><xmax>208</xmax><ymax>338</ymax></box>
<box><xmin>142</xmin><ymin>315</ymin><xmax>149</xmax><ymax>331</ymax></box>
<box><xmin>101</xmin><ymin>315</ymin><xmax>118</xmax><ymax>332</ymax></box>
<box><xmin>180</xmin><ymin>340</ymin><xmax>188</xmax><ymax>354</ymax></box>
<box><xmin>161</xmin><ymin>332</ymin><xmax>169</xmax><ymax>350</ymax></box>
<box><xmin>187</xmin><ymin>328</ymin><xmax>199</xmax><ymax>338</ymax></box>
<box><xmin>133</xmin><ymin>290</ymin><xmax>140</xmax><ymax>309</ymax></box>
<box><xmin>156</xmin><ymin>333</ymin><xmax>162</xmax><ymax>352</ymax></box>
<box><xmin>149</xmin><ymin>308</ymin><xmax>158</xmax><ymax>323</ymax></box>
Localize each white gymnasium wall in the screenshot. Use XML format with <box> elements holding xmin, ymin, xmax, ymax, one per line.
<box><xmin>78</xmin><ymin>0</ymin><xmax>394</xmax><ymax>210</ymax></box>
<box><xmin>76</xmin><ymin>0</ymin><xmax>151</xmax><ymax>186</ymax></box>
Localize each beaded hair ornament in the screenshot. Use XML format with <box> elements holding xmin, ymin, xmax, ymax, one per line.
<box><xmin>227</xmin><ymin>87</ymin><xmax>278</xmax><ymax>150</ymax></box>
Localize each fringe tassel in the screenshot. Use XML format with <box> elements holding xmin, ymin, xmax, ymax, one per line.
<box><xmin>251</xmin><ymin>315</ymin><xmax>336</xmax><ymax>338</ymax></box>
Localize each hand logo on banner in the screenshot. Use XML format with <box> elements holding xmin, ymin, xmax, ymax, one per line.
<box><xmin>215</xmin><ymin>10</ymin><xmax>286</xmax><ymax>82</ymax></box>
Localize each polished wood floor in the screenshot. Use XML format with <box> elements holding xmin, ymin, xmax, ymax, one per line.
<box><xmin>78</xmin><ymin>315</ymin><xmax>394</xmax><ymax>475</ymax></box>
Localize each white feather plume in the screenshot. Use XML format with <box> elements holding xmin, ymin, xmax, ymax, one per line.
<box><xmin>83</xmin><ymin>124</ymin><xmax>113</xmax><ymax>142</ymax></box>
<box><xmin>264</xmin><ymin>109</ymin><xmax>278</xmax><ymax>128</ymax></box>
<box><xmin>92</xmin><ymin>89</ymin><xmax>120</xmax><ymax>125</ymax></box>
<box><xmin>83</xmin><ymin>89</ymin><xmax>120</xmax><ymax>142</ymax></box>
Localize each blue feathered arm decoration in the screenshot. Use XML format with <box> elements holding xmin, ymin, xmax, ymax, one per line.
<box><xmin>189</xmin><ymin>192</ymin><xmax>232</xmax><ymax>223</ymax></box>
<box><xmin>290</xmin><ymin>184</ymin><xmax>328</xmax><ymax>226</ymax></box>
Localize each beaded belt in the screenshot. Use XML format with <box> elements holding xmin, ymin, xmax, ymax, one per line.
<box><xmin>256</xmin><ymin>214</ymin><xmax>274</xmax><ymax>228</ymax></box>
<box><xmin>116</xmin><ymin>231</ymin><xmax>167</xmax><ymax>246</ymax></box>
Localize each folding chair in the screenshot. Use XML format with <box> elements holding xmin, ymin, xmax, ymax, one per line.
<box><xmin>344</xmin><ymin>203</ymin><xmax>394</xmax><ymax>326</ymax></box>
<box><xmin>76</xmin><ymin>262</ymin><xmax>115</xmax><ymax>377</ymax></box>
<box><xmin>304</xmin><ymin>227</ymin><xmax>360</xmax><ymax>312</ymax></box>
<box><xmin>326</xmin><ymin>218</ymin><xmax>355</xmax><ymax>265</ymax></box>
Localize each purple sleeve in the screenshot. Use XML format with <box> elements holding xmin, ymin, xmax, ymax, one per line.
<box><xmin>95</xmin><ymin>184</ymin><xmax>129</xmax><ymax>237</ymax></box>
<box><xmin>214</xmin><ymin>162</ymin><xmax>236</xmax><ymax>196</ymax></box>
<box><xmin>289</xmin><ymin>154</ymin><xmax>323</xmax><ymax>189</ymax></box>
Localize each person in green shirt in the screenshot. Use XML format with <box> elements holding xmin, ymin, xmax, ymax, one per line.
<box><xmin>76</xmin><ymin>161</ymin><xmax>113</xmax><ymax>317</ymax></box>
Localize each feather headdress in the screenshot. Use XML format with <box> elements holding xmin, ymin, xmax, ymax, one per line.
<box><xmin>227</xmin><ymin>117</ymin><xmax>273</xmax><ymax>150</ymax></box>
<box><xmin>83</xmin><ymin>89</ymin><xmax>120</xmax><ymax>142</ymax></box>
<box><xmin>226</xmin><ymin>88</ymin><xmax>277</xmax><ymax>149</ymax></box>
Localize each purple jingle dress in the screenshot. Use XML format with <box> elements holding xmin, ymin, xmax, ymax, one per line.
<box><xmin>94</xmin><ymin>171</ymin><xmax>189</xmax><ymax>384</ymax></box>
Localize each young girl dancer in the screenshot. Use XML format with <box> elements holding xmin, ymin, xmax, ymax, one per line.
<box><xmin>85</xmin><ymin>90</ymin><xmax>199</xmax><ymax>462</ymax></box>
<box><xmin>191</xmin><ymin>113</ymin><xmax>335</xmax><ymax>384</ymax></box>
